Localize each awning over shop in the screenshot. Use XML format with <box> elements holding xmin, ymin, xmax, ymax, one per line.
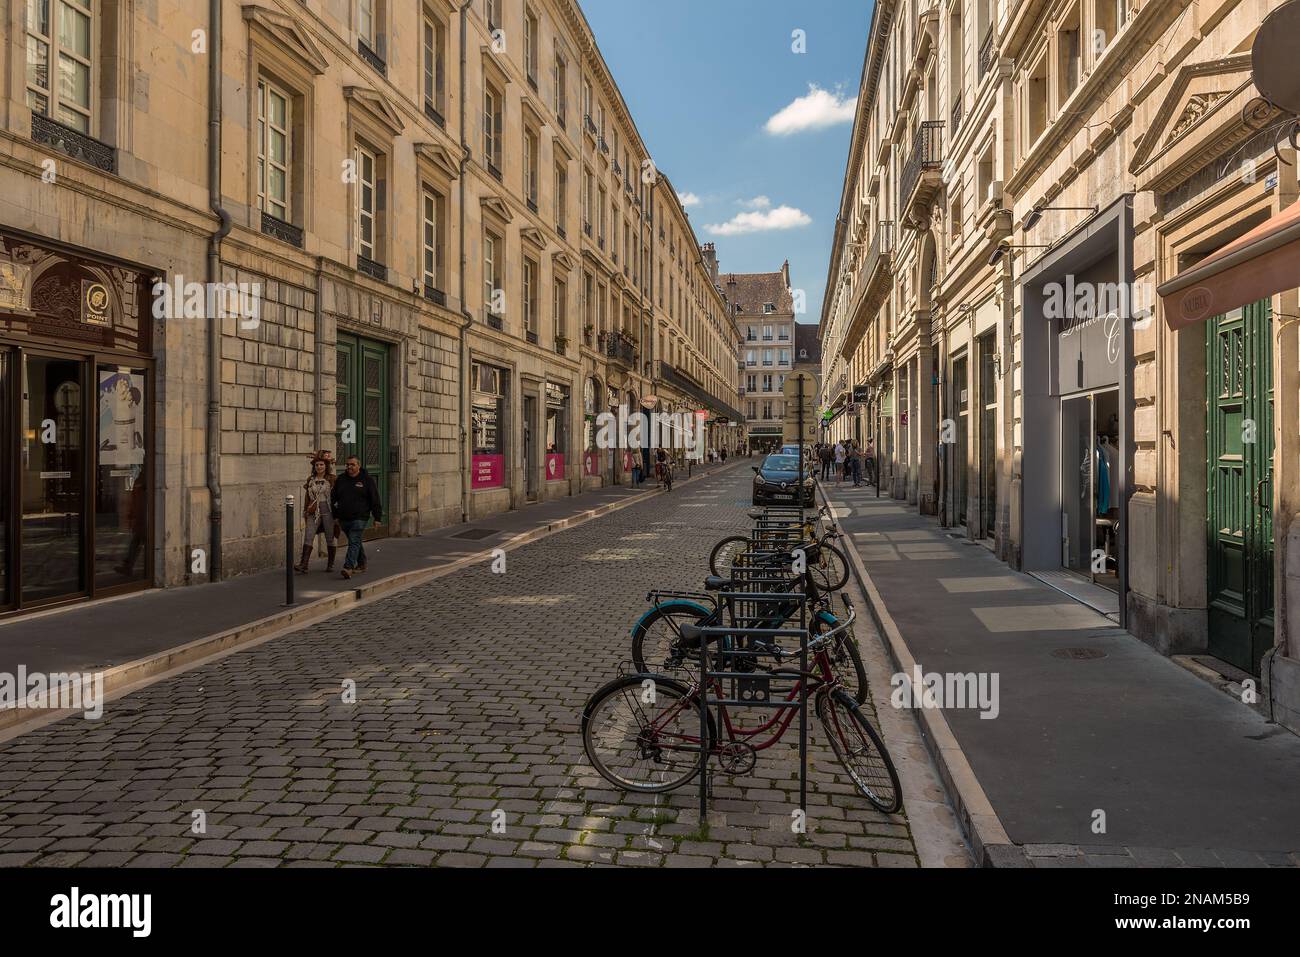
<box><xmin>1159</xmin><ymin>199</ymin><xmax>1300</xmax><ymax>329</ymax></box>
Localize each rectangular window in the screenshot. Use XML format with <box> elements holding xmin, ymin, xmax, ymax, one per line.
<box><xmin>27</xmin><ymin>0</ymin><xmax>94</xmax><ymax>133</ymax></box>
<box><xmin>524</xmin><ymin>127</ymin><xmax>538</xmax><ymax>207</ymax></box>
<box><xmin>554</xmin><ymin>278</ymin><xmax>567</xmax><ymax>340</ymax></box>
<box><xmin>597</xmin><ymin>282</ymin><xmax>607</xmax><ymax>333</ymax></box>
<box><xmin>523</xmin><ymin>257</ymin><xmax>538</xmax><ymax>337</ymax></box>
<box><xmin>554</xmin><ymin>52</ymin><xmax>567</xmax><ymax>121</ymax></box>
<box><xmin>1058</xmin><ymin>5</ymin><xmax>1081</xmax><ymax>106</ymax></box>
<box><xmin>780</xmin><ymin>349</ymin><xmax>790</xmax><ymax>365</ymax></box>
<box><xmin>485</xmin><ymin>0</ymin><xmax>499</xmax><ymax>31</ymax></box>
<box><xmin>484</xmin><ymin>82</ymin><xmax>503</xmax><ymax>174</ymax></box>
<box><xmin>524</xmin><ymin>7</ymin><xmax>539</xmax><ymax>86</ymax></box>
<box><xmin>583</xmin><ymin>271</ymin><xmax>594</xmax><ymax>331</ymax></box>
<box><xmin>257</xmin><ymin>79</ymin><xmax>291</xmax><ymax>222</ymax></box>
<box><xmin>358</xmin><ymin>0</ymin><xmax>375</xmax><ymax>47</ymax></box>
<box><xmin>763</xmin><ymin>325</ymin><xmax>773</xmax><ymax>340</ymax></box>
<box><xmin>356</xmin><ymin>144</ymin><xmax>378</xmax><ymax>260</ymax></box>
<box><xmin>483</xmin><ymin>230</ymin><xmax>500</xmax><ymax>323</ymax></box>
<box><xmin>422</xmin><ymin>187</ymin><xmax>443</xmax><ymax>292</ymax></box>
<box><xmin>422</xmin><ymin>11</ymin><xmax>446</xmax><ymax>119</ymax></box>
<box><xmin>545</xmin><ymin>382</ymin><xmax>569</xmax><ymax>474</ymax></box>
<box><xmin>554</xmin><ymin>162</ymin><xmax>567</xmax><ymax>232</ymax></box>
<box><xmin>597</xmin><ymin>186</ymin><xmax>606</xmax><ymax>244</ymax></box>
<box><xmin>1026</xmin><ymin>56</ymin><xmax>1048</xmax><ymax>149</ymax></box>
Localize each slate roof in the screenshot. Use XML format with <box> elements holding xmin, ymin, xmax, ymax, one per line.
<box><xmin>720</xmin><ymin>271</ymin><xmax>793</xmax><ymax>316</ymax></box>
<box><xmin>794</xmin><ymin>323</ymin><xmax>821</xmax><ymax>363</ymax></box>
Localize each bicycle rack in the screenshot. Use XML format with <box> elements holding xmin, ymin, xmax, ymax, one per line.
<box><xmin>694</xmin><ymin>586</ymin><xmax>811</xmax><ymax>820</ymax></box>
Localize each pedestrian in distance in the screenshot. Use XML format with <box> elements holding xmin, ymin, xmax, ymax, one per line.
<box><xmin>295</xmin><ymin>451</ymin><xmax>337</xmax><ymax>574</ymax></box>
<box><xmin>834</xmin><ymin>441</ymin><xmax>846</xmax><ymax>484</ymax></box>
<box><xmin>819</xmin><ymin>442</ymin><xmax>833</xmax><ymax>481</ymax></box>
<box><xmin>720</xmin><ymin>446</ymin><xmax>728</xmax><ymax>463</ymax></box>
<box><xmin>863</xmin><ymin>437</ymin><xmax>878</xmax><ymax>487</ymax></box>
<box><xmin>849</xmin><ymin>442</ymin><xmax>863</xmax><ymax>487</ymax></box>
<box><xmin>655</xmin><ymin>446</ymin><xmax>668</xmax><ymax>487</ymax></box>
<box><xmin>331</xmin><ymin>455</ymin><xmax>383</xmax><ymax>580</ymax></box>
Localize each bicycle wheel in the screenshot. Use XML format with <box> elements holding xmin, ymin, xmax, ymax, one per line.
<box><xmin>817</xmin><ymin>689</ymin><xmax>901</xmax><ymax>813</ymax></box>
<box><xmin>811</xmin><ymin>542</ymin><xmax>851</xmax><ymax>592</ymax></box>
<box><xmin>631</xmin><ymin>603</ymin><xmax>710</xmax><ymax>675</ymax></box>
<box><xmin>709</xmin><ymin>535</ymin><xmax>751</xmax><ymax>578</ymax></box>
<box><xmin>581</xmin><ymin>675</ymin><xmax>712</xmax><ymax>793</ymax></box>
<box><xmin>815</xmin><ymin>620</ymin><xmax>867</xmax><ymax>705</ymax></box>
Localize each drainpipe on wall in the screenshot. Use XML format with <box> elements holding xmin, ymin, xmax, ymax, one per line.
<box><xmin>457</xmin><ymin>0</ymin><xmax>475</xmax><ymax>524</ymax></box>
<box><xmin>313</xmin><ymin>257</ymin><xmax>325</xmax><ymax>452</ymax></box>
<box><xmin>206</xmin><ymin>0</ymin><xmax>231</xmax><ymax>582</ymax></box>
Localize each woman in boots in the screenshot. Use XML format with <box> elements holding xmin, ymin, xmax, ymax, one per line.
<box><xmin>296</xmin><ymin>453</ymin><xmax>337</xmax><ymax>573</ymax></box>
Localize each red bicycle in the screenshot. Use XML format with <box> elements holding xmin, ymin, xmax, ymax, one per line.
<box><xmin>581</xmin><ymin>604</ymin><xmax>901</xmax><ymax>813</ymax></box>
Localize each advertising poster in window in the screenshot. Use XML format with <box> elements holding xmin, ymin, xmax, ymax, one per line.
<box><xmin>546</xmin><ymin>382</ymin><xmax>568</xmax><ymax>481</ymax></box>
<box><xmin>97</xmin><ymin>371</ymin><xmax>146</xmax><ymax>470</ymax></box>
<box><xmin>471</xmin><ymin>398</ymin><xmax>505</xmax><ymax>490</ymax></box>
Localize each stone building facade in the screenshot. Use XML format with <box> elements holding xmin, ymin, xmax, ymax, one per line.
<box><xmin>820</xmin><ymin>0</ymin><xmax>1300</xmax><ymax>731</ymax></box>
<box><xmin>0</xmin><ymin>0</ymin><xmax>741</xmax><ymax>618</ymax></box>
<box><xmin>732</xmin><ymin>262</ymin><xmax>799</xmax><ymax>452</ymax></box>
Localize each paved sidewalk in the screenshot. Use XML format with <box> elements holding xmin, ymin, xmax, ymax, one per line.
<box><xmin>0</xmin><ymin>460</ymin><xmax>741</xmax><ymax>683</ymax></box>
<box><xmin>826</xmin><ymin>482</ymin><xmax>1300</xmax><ymax>867</ymax></box>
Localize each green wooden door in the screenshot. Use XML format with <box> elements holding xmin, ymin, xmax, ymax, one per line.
<box><xmin>336</xmin><ymin>333</ymin><xmax>390</xmax><ymax>533</ymax></box>
<box><xmin>1206</xmin><ymin>300</ymin><xmax>1274</xmax><ymax>675</ymax></box>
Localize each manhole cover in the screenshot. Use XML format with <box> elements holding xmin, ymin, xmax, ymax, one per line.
<box><xmin>450</xmin><ymin>528</ymin><xmax>500</xmax><ymax>541</ymax></box>
<box><xmin>1052</xmin><ymin>647</ymin><xmax>1107</xmax><ymax>660</ymax></box>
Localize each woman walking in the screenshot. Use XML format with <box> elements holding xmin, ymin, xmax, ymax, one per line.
<box><xmin>296</xmin><ymin>451</ymin><xmax>338</xmax><ymax>574</ymax></box>
<box><xmin>833</xmin><ymin>441</ymin><xmax>846</xmax><ymax>485</ymax></box>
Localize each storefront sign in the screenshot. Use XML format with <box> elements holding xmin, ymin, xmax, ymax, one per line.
<box><xmin>82</xmin><ymin>280</ymin><xmax>111</xmax><ymax>326</ymax></box>
<box><xmin>471</xmin><ymin>454</ymin><xmax>504</xmax><ymax>489</ymax></box>
<box><xmin>583</xmin><ymin>451</ymin><xmax>600</xmax><ymax>477</ymax></box>
<box><xmin>545</xmin><ymin>453</ymin><xmax>565</xmax><ymax>480</ymax></box>
<box><xmin>0</xmin><ymin>262</ymin><xmax>30</xmax><ymax>310</ymax></box>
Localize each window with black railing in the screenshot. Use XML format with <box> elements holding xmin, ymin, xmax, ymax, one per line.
<box><xmin>980</xmin><ymin>28</ymin><xmax>996</xmax><ymax>77</ymax></box>
<box><xmin>899</xmin><ymin>121</ymin><xmax>944</xmax><ymax>210</ymax></box>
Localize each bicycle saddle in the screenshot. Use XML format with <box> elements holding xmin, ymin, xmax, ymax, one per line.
<box><xmin>703</xmin><ymin>576</ymin><xmax>729</xmax><ymax>591</ymax></box>
<box><xmin>677</xmin><ymin>623</ymin><xmax>720</xmax><ymax>650</ymax></box>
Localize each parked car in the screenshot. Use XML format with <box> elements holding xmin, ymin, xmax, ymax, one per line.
<box><xmin>752</xmin><ymin>453</ymin><xmax>815</xmax><ymax>506</ymax></box>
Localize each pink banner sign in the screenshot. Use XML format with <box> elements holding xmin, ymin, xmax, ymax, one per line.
<box><xmin>545</xmin><ymin>453</ymin><xmax>565</xmax><ymax>481</ymax></box>
<box><xmin>471</xmin><ymin>454</ymin><xmax>504</xmax><ymax>489</ymax></box>
<box><xmin>584</xmin><ymin>451</ymin><xmax>600</xmax><ymax>477</ymax></box>
<box><xmin>622</xmin><ymin>450</ymin><xmax>634</xmax><ymax>473</ymax></box>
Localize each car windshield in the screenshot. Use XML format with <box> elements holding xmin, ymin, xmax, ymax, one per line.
<box><xmin>764</xmin><ymin>455</ymin><xmax>800</xmax><ymax>471</ymax></box>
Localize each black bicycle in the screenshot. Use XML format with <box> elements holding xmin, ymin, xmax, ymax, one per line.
<box><xmin>709</xmin><ymin>504</ymin><xmax>851</xmax><ymax>592</ymax></box>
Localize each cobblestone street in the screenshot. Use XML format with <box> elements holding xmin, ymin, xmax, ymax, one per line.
<box><xmin>0</xmin><ymin>466</ymin><xmax>923</xmax><ymax>868</ymax></box>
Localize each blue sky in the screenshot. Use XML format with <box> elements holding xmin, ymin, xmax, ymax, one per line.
<box><xmin>580</xmin><ymin>0</ymin><xmax>873</xmax><ymax>328</ymax></box>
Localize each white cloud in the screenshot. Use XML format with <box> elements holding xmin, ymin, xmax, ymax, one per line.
<box><xmin>705</xmin><ymin>205</ymin><xmax>812</xmax><ymax>237</ymax></box>
<box><xmin>738</xmin><ymin>196</ymin><xmax>771</xmax><ymax>210</ymax></box>
<box><xmin>764</xmin><ymin>85</ymin><xmax>857</xmax><ymax>136</ymax></box>
<box><xmin>677</xmin><ymin>191</ymin><xmax>701</xmax><ymax>207</ymax></box>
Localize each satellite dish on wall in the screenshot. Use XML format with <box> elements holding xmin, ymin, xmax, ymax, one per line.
<box><xmin>1253</xmin><ymin>0</ymin><xmax>1300</xmax><ymax>114</ymax></box>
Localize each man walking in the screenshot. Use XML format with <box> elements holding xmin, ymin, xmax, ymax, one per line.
<box><xmin>848</xmin><ymin>441</ymin><xmax>863</xmax><ymax>487</ymax></box>
<box><xmin>331</xmin><ymin>455</ymin><xmax>383</xmax><ymax>580</ymax></box>
<box><xmin>833</xmin><ymin>441</ymin><xmax>846</xmax><ymax>484</ymax></box>
<box><xmin>819</xmin><ymin>442</ymin><xmax>833</xmax><ymax>481</ymax></box>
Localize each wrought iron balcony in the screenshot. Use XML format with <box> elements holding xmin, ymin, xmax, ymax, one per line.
<box><xmin>261</xmin><ymin>211</ymin><xmax>303</xmax><ymax>248</ymax></box>
<box><xmin>613</xmin><ymin>159</ymin><xmax>622</xmax><ymax>177</ymax></box>
<box><xmin>31</xmin><ymin>114</ymin><xmax>116</xmax><ymax>173</ymax></box>
<box><xmin>899</xmin><ymin>121</ymin><xmax>944</xmax><ymax>220</ymax></box>
<box><xmin>951</xmin><ymin>96</ymin><xmax>963</xmax><ymax>137</ymax></box>
<box><xmin>424</xmin><ymin>284</ymin><xmax>446</xmax><ymax>307</ymax></box>
<box><xmin>357</xmin><ymin>255</ymin><xmax>387</xmax><ymax>282</ymax></box>
<box><xmin>424</xmin><ymin>102</ymin><xmax>446</xmax><ymax>129</ymax></box>
<box><xmin>358</xmin><ymin>39</ymin><xmax>386</xmax><ymax>76</ymax></box>
<box><xmin>603</xmin><ymin>329</ymin><xmax>636</xmax><ymax>366</ymax></box>
<box><xmin>599</xmin><ymin>136</ymin><xmax>609</xmax><ymax>155</ymax></box>
<box><xmin>584</xmin><ymin>114</ymin><xmax>597</xmax><ymax>135</ymax></box>
<box><xmin>980</xmin><ymin>29</ymin><xmax>997</xmax><ymax>78</ymax></box>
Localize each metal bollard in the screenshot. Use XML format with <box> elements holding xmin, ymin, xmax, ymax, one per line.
<box><xmin>285</xmin><ymin>495</ymin><xmax>295</xmax><ymax>607</ymax></box>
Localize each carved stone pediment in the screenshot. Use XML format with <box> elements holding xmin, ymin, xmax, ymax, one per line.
<box><xmin>520</xmin><ymin>226</ymin><xmax>545</xmax><ymax>249</ymax></box>
<box><xmin>552</xmin><ymin>250</ymin><xmax>577</xmax><ymax>273</ymax></box>
<box><xmin>414</xmin><ymin>143</ymin><xmax>460</xmax><ymax>181</ymax></box>
<box><xmin>1130</xmin><ymin>54</ymin><xmax>1258</xmax><ymax>191</ymax></box>
<box><xmin>344</xmin><ymin>86</ymin><xmax>405</xmax><ymax>136</ymax></box>
<box><xmin>242</xmin><ymin>5</ymin><xmax>329</xmax><ymax>75</ymax></box>
<box><xmin>481</xmin><ymin>194</ymin><xmax>513</xmax><ymax>224</ymax></box>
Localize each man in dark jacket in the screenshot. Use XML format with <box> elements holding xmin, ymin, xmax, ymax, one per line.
<box><xmin>331</xmin><ymin>456</ymin><xmax>383</xmax><ymax>579</ymax></box>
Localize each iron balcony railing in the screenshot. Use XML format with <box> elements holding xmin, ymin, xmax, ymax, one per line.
<box><xmin>899</xmin><ymin>120</ymin><xmax>944</xmax><ymax>211</ymax></box>
<box><xmin>979</xmin><ymin>29</ymin><xmax>997</xmax><ymax>77</ymax></box>
<box><xmin>865</xmin><ymin>221</ymin><xmax>893</xmax><ymax>283</ymax></box>
<box><xmin>604</xmin><ymin>329</ymin><xmax>636</xmax><ymax>365</ymax></box>
<box><xmin>951</xmin><ymin>96</ymin><xmax>963</xmax><ymax>137</ymax></box>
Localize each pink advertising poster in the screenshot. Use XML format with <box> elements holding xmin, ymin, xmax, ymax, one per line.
<box><xmin>622</xmin><ymin>450</ymin><xmax>634</xmax><ymax>473</ymax></box>
<box><xmin>583</xmin><ymin>451</ymin><xmax>599</xmax><ymax>477</ymax></box>
<box><xmin>471</xmin><ymin>454</ymin><xmax>504</xmax><ymax>489</ymax></box>
<box><xmin>545</xmin><ymin>453</ymin><xmax>565</xmax><ymax>481</ymax></box>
